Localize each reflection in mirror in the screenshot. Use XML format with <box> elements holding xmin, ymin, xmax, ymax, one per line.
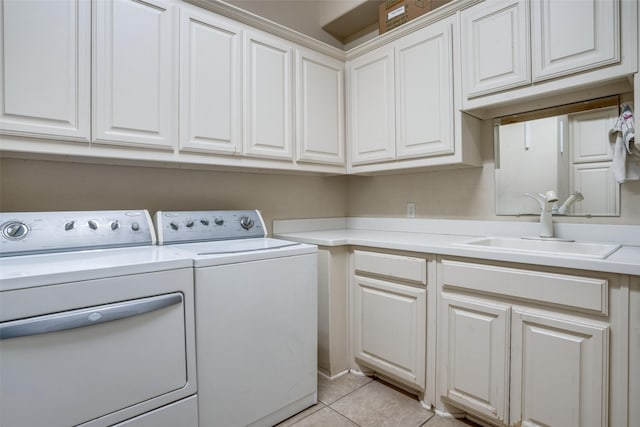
<box><xmin>495</xmin><ymin>101</ymin><xmax>621</xmax><ymax>217</ymax></box>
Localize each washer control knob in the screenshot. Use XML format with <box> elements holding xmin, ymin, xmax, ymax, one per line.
<box><xmin>215</xmin><ymin>217</ymin><xmax>224</xmax><ymax>226</ymax></box>
<box><xmin>2</xmin><ymin>221</ymin><xmax>29</xmax><ymax>240</ymax></box>
<box><xmin>131</xmin><ymin>222</ymin><xmax>140</xmax><ymax>231</ymax></box>
<box><xmin>88</xmin><ymin>220</ymin><xmax>99</xmax><ymax>230</ymax></box>
<box><xmin>170</xmin><ymin>221</ymin><xmax>179</xmax><ymax>231</ymax></box>
<box><xmin>110</xmin><ymin>221</ymin><xmax>120</xmax><ymax>231</ymax></box>
<box><xmin>186</xmin><ymin>220</ymin><xmax>194</xmax><ymax>228</ymax></box>
<box><xmin>201</xmin><ymin>219</ymin><xmax>210</xmax><ymax>226</ymax></box>
<box><xmin>64</xmin><ymin>220</ymin><xmax>76</xmax><ymax>231</ymax></box>
<box><xmin>239</xmin><ymin>216</ymin><xmax>254</xmax><ymax>230</ymax></box>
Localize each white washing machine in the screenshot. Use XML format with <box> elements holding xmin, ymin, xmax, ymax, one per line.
<box><xmin>155</xmin><ymin>210</ymin><xmax>318</xmax><ymax>427</ymax></box>
<box><xmin>0</xmin><ymin>210</ymin><xmax>198</xmax><ymax>427</ymax></box>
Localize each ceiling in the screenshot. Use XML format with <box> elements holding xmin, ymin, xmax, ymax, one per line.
<box><xmin>225</xmin><ymin>0</ymin><xmax>384</xmax><ymax>49</ymax></box>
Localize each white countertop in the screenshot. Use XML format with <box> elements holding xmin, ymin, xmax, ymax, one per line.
<box><xmin>273</xmin><ymin>218</ymin><xmax>640</xmax><ymax>275</ymax></box>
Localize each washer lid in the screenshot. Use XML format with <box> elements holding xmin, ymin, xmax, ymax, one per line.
<box><xmin>172</xmin><ymin>238</ymin><xmax>317</xmax><ymax>267</ymax></box>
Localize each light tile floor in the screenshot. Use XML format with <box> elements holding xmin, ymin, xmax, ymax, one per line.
<box><xmin>276</xmin><ymin>373</ymin><xmax>480</xmax><ymax>427</ymax></box>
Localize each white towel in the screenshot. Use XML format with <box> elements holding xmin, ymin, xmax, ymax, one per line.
<box><xmin>609</xmin><ymin>104</ymin><xmax>640</xmax><ymax>183</ymax></box>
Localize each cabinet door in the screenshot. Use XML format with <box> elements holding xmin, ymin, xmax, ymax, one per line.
<box><xmin>94</xmin><ymin>0</ymin><xmax>175</xmax><ymax>149</ymax></box>
<box><xmin>295</xmin><ymin>49</ymin><xmax>345</xmax><ymax>165</ymax></box>
<box><xmin>441</xmin><ymin>295</ymin><xmax>510</xmax><ymax>424</ymax></box>
<box><xmin>395</xmin><ymin>19</ymin><xmax>453</xmax><ymax>159</ymax></box>
<box><xmin>571</xmin><ymin>163</ymin><xmax>619</xmax><ymax>216</ymax></box>
<box><xmin>179</xmin><ymin>9</ymin><xmax>241</xmax><ymax>155</ymax></box>
<box><xmin>353</xmin><ymin>276</ymin><xmax>426</xmax><ymax>389</ymax></box>
<box><xmin>570</xmin><ymin>107</ymin><xmax>617</xmax><ymax>164</ymax></box>
<box><xmin>347</xmin><ymin>46</ymin><xmax>396</xmax><ymax>165</ymax></box>
<box><xmin>0</xmin><ymin>0</ymin><xmax>90</xmax><ymax>140</ymax></box>
<box><xmin>531</xmin><ymin>0</ymin><xmax>620</xmax><ymax>82</ymax></box>
<box><xmin>461</xmin><ymin>0</ymin><xmax>530</xmax><ymax>98</ymax></box>
<box><xmin>243</xmin><ymin>31</ymin><xmax>293</xmax><ymax>160</ymax></box>
<box><xmin>510</xmin><ymin>310</ymin><xmax>609</xmax><ymax>427</ymax></box>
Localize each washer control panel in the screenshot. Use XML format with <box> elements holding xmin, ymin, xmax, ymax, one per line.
<box><xmin>0</xmin><ymin>210</ymin><xmax>155</xmax><ymax>257</ymax></box>
<box><xmin>155</xmin><ymin>210</ymin><xmax>266</xmax><ymax>244</ymax></box>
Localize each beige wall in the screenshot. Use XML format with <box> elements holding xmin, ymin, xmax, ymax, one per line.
<box><xmin>346</xmin><ymin>131</ymin><xmax>640</xmax><ymax>224</ymax></box>
<box><xmin>2</xmin><ymin>146</ymin><xmax>639</xmax><ymax>225</ymax></box>
<box><xmin>0</xmin><ymin>158</ymin><xmax>348</xmax><ymax>231</ymax></box>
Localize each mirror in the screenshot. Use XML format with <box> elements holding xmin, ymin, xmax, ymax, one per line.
<box><xmin>495</xmin><ymin>100</ymin><xmax>621</xmax><ymax>217</ymax></box>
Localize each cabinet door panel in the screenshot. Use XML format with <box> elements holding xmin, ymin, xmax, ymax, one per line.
<box><xmin>354</xmin><ymin>276</ymin><xmax>426</xmax><ymax>388</ymax></box>
<box><xmin>510</xmin><ymin>310</ymin><xmax>608</xmax><ymax>427</ymax></box>
<box><xmin>570</xmin><ymin>107</ymin><xmax>617</xmax><ymax>164</ymax></box>
<box><xmin>94</xmin><ymin>0</ymin><xmax>175</xmax><ymax>148</ymax></box>
<box><xmin>243</xmin><ymin>32</ymin><xmax>293</xmax><ymax>160</ymax></box>
<box><xmin>571</xmin><ymin>163</ymin><xmax>619</xmax><ymax>216</ymax></box>
<box><xmin>531</xmin><ymin>0</ymin><xmax>620</xmax><ymax>81</ymax></box>
<box><xmin>296</xmin><ymin>49</ymin><xmax>345</xmax><ymax>165</ymax></box>
<box><xmin>0</xmin><ymin>0</ymin><xmax>90</xmax><ymax>140</ymax></box>
<box><xmin>461</xmin><ymin>0</ymin><xmax>530</xmax><ymax>98</ymax></box>
<box><xmin>442</xmin><ymin>295</ymin><xmax>510</xmax><ymax>424</ymax></box>
<box><xmin>179</xmin><ymin>9</ymin><xmax>241</xmax><ymax>154</ymax></box>
<box><xmin>347</xmin><ymin>46</ymin><xmax>396</xmax><ymax>165</ymax></box>
<box><xmin>395</xmin><ymin>20</ymin><xmax>453</xmax><ymax>159</ymax></box>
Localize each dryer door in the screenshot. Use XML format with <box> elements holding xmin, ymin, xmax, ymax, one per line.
<box><xmin>0</xmin><ymin>269</ymin><xmax>195</xmax><ymax>427</ymax></box>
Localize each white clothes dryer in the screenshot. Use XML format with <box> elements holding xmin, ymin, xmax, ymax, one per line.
<box><xmin>155</xmin><ymin>210</ymin><xmax>318</xmax><ymax>427</ymax></box>
<box><xmin>0</xmin><ymin>210</ymin><xmax>198</xmax><ymax>427</ymax></box>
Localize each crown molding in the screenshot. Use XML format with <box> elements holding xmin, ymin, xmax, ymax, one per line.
<box><xmin>345</xmin><ymin>0</ymin><xmax>482</xmax><ymax>60</ymax></box>
<box><xmin>182</xmin><ymin>0</ymin><xmax>347</xmax><ymax>60</ymax></box>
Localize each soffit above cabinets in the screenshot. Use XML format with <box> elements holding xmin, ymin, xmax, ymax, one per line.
<box><xmin>224</xmin><ymin>0</ymin><xmax>383</xmax><ymax>49</ymax></box>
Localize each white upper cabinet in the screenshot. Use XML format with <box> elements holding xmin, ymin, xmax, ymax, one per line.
<box><xmin>295</xmin><ymin>48</ymin><xmax>345</xmax><ymax>165</ymax></box>
<box><xmin>0</xmin><ymin>0</ymin><xmax>90</xmax><ymax>141</ymax></box>
<box><xmin>461</xmin><ymin>0</ymin><xmax>530</xmax><ymax>98</ymax></box>
<box><xmin>461</xmin><ymin>0</ymin><xmax>633</xmax><ymax>111</ymax></box>
<box><xmin>347</xmin><ymin>45</ymin><xmax>396</xmax><ymax>165</ymax></box>
<box><xmin>531</xmin><ymin>0</ymin><xmax>619</xmax><ymax>82</ymax></box>
<box><xmin>348</xmin><ymin>18</ymin><xmax>456</xmax><ymax>167</ymax></box>
<box><xmin>395</xmin><ymin>20</ymin><xmax>454</xmax><ymax>159</ymax></box>
<box><xmin>179</xmin><ymin>8</ymin><xmax>241</xmax><ymax>155</ymax></box>
<box><xmin>93</xmin><ymin>0</ymin><xmax>176</xmax><ymax>149</ymax></box>
<box><xmin>243</xmin><ymin>31</ymin><xmax>293</xmax><ymax>160</ymax></box>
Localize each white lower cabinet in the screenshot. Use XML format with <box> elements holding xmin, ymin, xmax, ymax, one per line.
<box><xmin>441</xmin><ymin>295</ymin><xmax>510</xmax><ymax>423</ymax></box>
<box><xmin>352</xmin><ymin>250</ymin><xmax>427</xmax><ymax>390</ymax></box>
<box><xmin>510</xmin><ymin>309</ymin><xmax>608</xmax><ymax>427</ymax></box>
<box><xmin>438</xmin><ymin>259</ymin><xmax>610</xmax><ymax>426</ymax></box>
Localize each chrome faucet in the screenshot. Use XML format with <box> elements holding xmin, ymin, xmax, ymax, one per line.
<box><xmin>524</xmin><ymin>190</ymin><xmax>558</xmax><ymax>238</ymax></box>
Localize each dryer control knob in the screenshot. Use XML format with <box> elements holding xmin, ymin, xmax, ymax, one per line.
<box><xmin>215</xmin><ymin>218</ymin><xmax>224</xmax><ymax>226</ymax></box>
<box><xmin>170</xmin><ymin>221</ymin><xmax>179</xmax><ymax>231</ymax></box>
<box><xmin>88</xmin><ymin>220</ymin><xmax>99</xmax><ymax>230</ymax></box>
<box><xmin>186</xmin><ymin>221</ymin><xmax>194</xmax><ymax>228</ymax></box>
<box><xmin>239</xmin><ymin>216</ymin><xmax>254</xmax><ymax>230</ymax></box>
<box><xmin>201</xmin><ymin>219</ymin><xmax>210</xmax><ymax>226</ymax></box>
<box><xmin>64</xmin><ymin>220</ymin><xmax>76</xmax><ymax>231</ymax></box>
<box><xmin>131</xmin><ymin>222</ymin><xmax>140</xmax><ymax>231</ymax></box>
<box><xmin>111</xmin><ymin>221</ymin><xmax>120</xmax><ymax>231</ymax></box>
<box><xmin>2</xmin><ymin>221</ymin><xmax>29</xmax><ymax>240</ymax></box>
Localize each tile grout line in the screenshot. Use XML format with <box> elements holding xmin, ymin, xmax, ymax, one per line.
<box><xmin>326</xmin><ymin>406</ymin><xmax>362</xmax><ymax>427</ymax></box>
<box><xmin>324</xmin><ymin>375</ymin><xmax>375</xmax><ymax>407</ymax></box>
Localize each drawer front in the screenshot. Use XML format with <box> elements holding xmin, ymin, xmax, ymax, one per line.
<box><xmin>354</xmin><ymin>250</ymin><xmax>426</xmax><ymax>284</ymax></box>
<box><xmin>440</xmin><ymin>260</ymin><xmax>607</xmax><ymax>315</ymax></box>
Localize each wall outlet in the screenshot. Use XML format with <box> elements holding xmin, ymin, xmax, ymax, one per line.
<box><xmin>406</xmin><ymin>202</ymin><xmax>416</xmax><ymax>218</ymax></box>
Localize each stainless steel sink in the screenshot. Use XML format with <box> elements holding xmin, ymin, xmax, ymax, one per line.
<box><xmin>455</xmin><ymin>237</ymin><xmax>621</xmax><ymax>259</ymax></box>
